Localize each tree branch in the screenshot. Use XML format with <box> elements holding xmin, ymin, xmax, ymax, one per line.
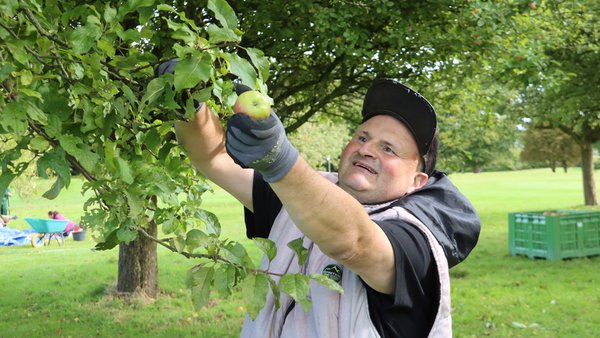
<box><xmin>21</xmin><ymin>5</ymin><xmax>69</xmax><ymax>48</ymax></box>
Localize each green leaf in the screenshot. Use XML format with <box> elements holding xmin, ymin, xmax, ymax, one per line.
<box><xmin>174</xmin><ymin>53</ymin><xmax>212</xmax><ymax>91</ymax></box>
<box><xmin>173</xmin><ymin>232</ymin><xmax>186</xmax><ymax>253</ymax></box>
<box><xmin>188</xmin><ymin>265</ymin><xmax>215</xmax><ymax>310</ymax></box>
<box><xmin>124</xmin><ymin>189</ymin><xmax>143</xmax><ymax>218</ymax></box>
<box><xmin>162</xmin><ymin>84</ymin><xmax>181</xmax><ymax>110</ymax></box>
<box><xmin>207</xmin><ymin>24</ymin><xmax>241</xmax><ymax>44</ymax></box>
<box><xmin>127</xmin><ymin>0</ymin><xmax>155</xmax><ymax>11</ymax></box>
<box><xmin>94</xmin><ymin>228</ymin><xmax>119</xmax><ymax>251</ymax></box>
<box><xmin>19</xmin><ymin>88</ymin><xmax>43</xmax><ymax>101</ymax></box>
<box><xmin>141</xmin><ymin>77</ymin><xmax>167</xmax><ymax>108</ymax></box>
<box><xmin>166</xmin><ymin>19</ymin><xmax>196</xmax><ymax>44</ymax></box>
<box><xmin>157</xmin><ymin>142</ymin><xmax>177</xmax><ymax>163</ymax></box>
<box><xmin>185</xmin><ymin>229</ymin><xmax>210</xmax><ymax>252</ymax></box>
<box><xmin>117</xmin><ymin>225</ymin><xmax>138</xmax><ymax>244</ymax></box>
<box><xmin>57</xmin><ymin>135</ymin><xmax>100</xmax><ymax>173</ymax></box>
<box><xmin>0</xmin><ymin>171</ymin><xmax>17</xmax><ymax>204</ymax></box>
<box><xmin>143</xmin><ymin>128</ymin><xmax>161</xmax><ymax>152</ymax></box>
<box><xmin>115</xmin><ymin>157</ymin><xmax>134</xmax><ymax>184</ymax></box>
<box><xmin>29</xmin><ymin>136</ymin><xmax>50</xmax><ymax>152</ymax></box>
<box><xmin>241</xmin><ymin>272</ymin><xmax>270</xmax><ymax>320</ymax></box>
<box><xmin>226</xmin><ymin>53</ymin><xmax>257</xmax><ymax>87</ymax></box>
<box><xmin>213</xmin><ymin>264</ymin><xmax>237</xmax><ymax>296</ymax></box>
<box><xmin>161</xmin><ymin>217</ymin><xmax>179</xmax><ymax>235</ymax></box>
<box><xmin>207</xmin><ymin>0</ymin><xmax>238</xmax><ymax>29</ymax></box>
<box><xmin>0</xmin><ymin>64</ymin><xmax>15</xmax><ymax>81</ymax></box>
<box><xmin>246</xmin><ymin>48</ymin><xmax>270</xmax><ymax>82</ymax></box>
<box><xmin>121</xmin><ymin>85</ymin><xmax>137</xmax><ymax>104</ymax></box>
<box><xmin>42</xmin><ymin>176</ymin><xmax>65</xmax><ymax>200</ymax></box>
<box><xmin>287</xmin><ymin>237</ymin><xmax>308</xmax><ymax>266</ymax></box>
<box><xmin>253</xmin><ymin>237</ymin><xmax>277</xmax><ymax>262</ymax></box>
<box><xmin>1</xmin><ymin>102</ymin><xmax>28</xmax><ymax>134</ymax></box>
<box><xmin>310</xmin><ymin>273</ymin><xmax>344</xmax><ymax>294</ymax></box>
<box><xmin>280</xmin><ymin>273</ymin><xmax>312</xmax><ymax>312</ymax></box>
<box><xmin>156</xmin><ymin>4</ymin><xmax>176</xmax><ymax>12</ymax></box>
<box><xmin>36</xmin><ymin>149</ymin><xmax>71</xmax><ymax>184</ymax></box>
<box><xmin>221</xmin><ymin>242</ymin><xmax>251</xmax><ymax>266</ymax></box>
<box><xmin>19</xmin><ymin>68</ymin><xmax>32</xmax><ymax>85</ymax></box>
<box><xmin>191</xmin><ymin>86</ymin><xmax>213</xmax><ymax>105</ymax></box>
<box><xmin>80</xmin><ymin>109</ymin><xmax>97</xmax><ymax>133</ymax></box>
<box><xmin>197</xmin><ymin>209</ymin><xmax>221</xmax><ymax>236</ymax></box>
<box><xmin>267</xmin><ymin>276</ymin><xmax>281</xmax><ymax>310</ymax></box>
<box><xmin>103</xmin><ymin>4</ymin><xmax>117</xmax><ymax>24</ymax></box>
<box><xmin>70</xmin><ymin>21</ymin><xmax>102</xmax><ymax>54</ymax></box>
<box><xmin>97</xmin><ymin>39</ymin><xmax>116</xmax><ymax>58</ymax></box>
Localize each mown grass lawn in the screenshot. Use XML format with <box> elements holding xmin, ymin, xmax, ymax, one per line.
<box><xmin>0</xmin><ymin>168</ymin><xmax>598</xmax><ymax>337</ymax></box>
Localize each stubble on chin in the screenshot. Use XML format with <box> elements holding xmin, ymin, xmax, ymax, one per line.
<box><xmin>337</xmin><ymin>174</ymin><xmax>371</xmax><ymax>203</ymax></box>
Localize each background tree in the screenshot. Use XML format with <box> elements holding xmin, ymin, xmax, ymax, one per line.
<box><xmin>477</xmin><ymin>1</ymin><xmax>600</xmax><ymax>205</ymax></box>
<box><xmin>520</xmin><ymin>128</ymin><xmax>580</xmax><ymax>172</ymax></box>
<box><xmin>228</xmin><ymin>1</ymin><xmax>512</xmax><ymax>131</ymax></box>
<box><xmin>420</xmin><ymin>71</ymin><xmax>522</xmax><ymax>173</ymax></box>
<box><xmin>288</xmin><ymin>118</ymin><xmax>352</xmax><ymax>172</ymax></box>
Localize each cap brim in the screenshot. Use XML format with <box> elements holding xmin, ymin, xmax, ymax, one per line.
<box><xmin>361</xmin><ymin>79</ymin><xmax>437</xmax><ymax>156</ymax></box>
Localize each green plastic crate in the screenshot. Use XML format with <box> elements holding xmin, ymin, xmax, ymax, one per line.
<box><xmin>508</xmin><ymin>210</ymin><xmax>600</xmax><ymax>260</ymax></box>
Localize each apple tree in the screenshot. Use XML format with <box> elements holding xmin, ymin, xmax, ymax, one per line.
<box><xmin>468</xmin><ymin>1</ymin><xmax>600</xmax><ymax>205</ymax></box>
<box><xmin>0</xmin><ymin>0</ymin><xmax>341</xmax><ymax>314</ymax></box>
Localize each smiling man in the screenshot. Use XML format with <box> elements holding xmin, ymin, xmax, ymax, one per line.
<box><xmin>173</xmin><ymin>75</ymin><xmax>480</xmax><ymax>338</ymax></box>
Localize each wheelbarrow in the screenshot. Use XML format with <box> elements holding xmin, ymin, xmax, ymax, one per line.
<box><xmin>25</xmin><ymin>218</ymin><xmax>68</xmax><ymax>248</ymax></box>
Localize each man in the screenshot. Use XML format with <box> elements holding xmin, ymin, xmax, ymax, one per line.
<box><xmin>173</xmin><ymin>75</ymin><xmax>480</xmax><ymax>337</ymax></box>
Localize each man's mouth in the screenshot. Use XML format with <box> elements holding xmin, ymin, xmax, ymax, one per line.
<box><xmin>353</xmin><ymin>161</ymin><xmax>377</xmax><ymax>174</ymax></box>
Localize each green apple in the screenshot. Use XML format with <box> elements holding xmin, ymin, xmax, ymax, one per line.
<box><xmin>234</xmin><ymin>90</ymin><xmax>271</xmax><ymax>120</ymax></box>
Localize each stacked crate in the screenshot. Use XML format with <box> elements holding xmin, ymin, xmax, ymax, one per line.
<box><xmin>508</xmin><ymin>210</ymin><xmax>600</xmax><ymax>260</ymax></box>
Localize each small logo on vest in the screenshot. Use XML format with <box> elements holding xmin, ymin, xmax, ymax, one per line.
<box><xmin>322</xmin><ymin>264</ymin><xmax>343</xmax><ymax>284</ymax></box>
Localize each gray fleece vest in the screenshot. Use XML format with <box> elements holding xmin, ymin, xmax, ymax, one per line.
<box><xmin>240</xmin><ymin>174</ymin><xmax>452</xmax><ymax>338</ymax></box>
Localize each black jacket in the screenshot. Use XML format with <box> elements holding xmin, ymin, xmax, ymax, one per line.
<box><xmin>392</xmin><ymin>170</ymin><xmax>481</xmax><ymax>267</ymax></box>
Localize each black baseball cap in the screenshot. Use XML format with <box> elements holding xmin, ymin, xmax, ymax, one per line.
<box><xmin>361</xmin><ymin>78</ymin><xmax>438</xmax><ymax>175</ymax></box>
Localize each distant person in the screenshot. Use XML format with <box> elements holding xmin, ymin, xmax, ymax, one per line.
<box><xmin>48</xmin><ymin>210</ymin><xmax>77</xmax><ymax>236</ymax></box>
<box><xmin>1</xmin><ymin>187</ymin><xmax>17</xmax><ymax>227</ymax></box>
<box><xmin>2</xmin><ymin>187</ymin><xmax>16</xmax><ymax>217</ymax></box>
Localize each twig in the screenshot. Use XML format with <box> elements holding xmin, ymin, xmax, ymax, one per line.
<box><xmin>136</xmin><ymin>227</ymin><xmax>285</xmax><ymax>277</ymax></box>
<box><xmin>21</xmin><ymin>6</ymin><xmax>69</xmax><ymax>48</ymax></box>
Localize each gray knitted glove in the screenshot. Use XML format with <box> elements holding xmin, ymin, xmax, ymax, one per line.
<box><xmin>226</xmin><ymin>110</ymin><xmax>299</xmax><ymax>182</ymax></box>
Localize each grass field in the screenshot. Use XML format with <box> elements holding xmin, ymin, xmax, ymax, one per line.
<box><xmin>0</xmin><ymin>168</ymin><xmax>598</xmax><ymax>337</ymax></box>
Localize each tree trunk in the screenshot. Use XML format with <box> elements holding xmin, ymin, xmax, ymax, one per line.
<box><xmin>117</xmin><ymin>222</ymin><xmax>158</xmax><ymax>298</ymax></box>
<box><xmin>580</xmin><ymin>143</ymin><xmax>598</xmax><ymax>206</ymax></box>
<box><xmin>562</xmin><ymin>160</ymin><xmax>568</xmax><ymax>173</ymax></box>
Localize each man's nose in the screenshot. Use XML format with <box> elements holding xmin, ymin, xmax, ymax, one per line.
<box><xmin>358</xmin><ymin>141</ymin><xmax>376</xmax><ymax>157</ymax></box>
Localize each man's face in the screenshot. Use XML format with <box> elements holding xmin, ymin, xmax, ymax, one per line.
<box><xmin>337</xmin><ymin>115</ymin><xmax>427</xmax><ymax>204</ymax></box>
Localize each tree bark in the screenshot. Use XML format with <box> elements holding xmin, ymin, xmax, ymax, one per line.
<box><xmin>580</xmin><ymin>143</ymin><xmax>598</xmax><ymax>206</ymax></box>
<box><xmin>117</xmin><ymin>222</ymin><xmax>158</xmax><ymax>298</ymax></box>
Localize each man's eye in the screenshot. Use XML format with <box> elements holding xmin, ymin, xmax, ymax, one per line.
<box><xmin>383</xmin><ymin>146</ymin><xmax>396</xmax><ymax>155</ymax></box>
<box><xmin>357</xmin><ymin>136</ymin><xmax>367</xmax><ymax>142</ymax></box>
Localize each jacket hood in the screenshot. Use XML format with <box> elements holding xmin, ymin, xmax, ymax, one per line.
<box><xmin>393</xmin><ymin>170</ymin><xmax>481</xmax><ymax>268</ymax></box>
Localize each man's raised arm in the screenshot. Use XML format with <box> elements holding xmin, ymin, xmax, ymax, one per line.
<box><xmin>174</xmin><ymin>103</ymin><xmax>254</xmax><ymax>210</ymax></box>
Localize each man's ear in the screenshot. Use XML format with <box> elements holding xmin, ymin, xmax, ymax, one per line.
<box><xmin>407</xmin><ymin>172</ymin><xmax>428</xmax><ymax>194</ymax></box>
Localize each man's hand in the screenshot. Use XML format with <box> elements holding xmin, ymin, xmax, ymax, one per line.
<box><xmin>155</xmin><ymin>59</ymin><xmax>199</xmax><ymax>111</ymax></box>
<box><xmin>226</xmin><ymin>87</ymin><xmax>298</xmax><ymax>182</ymax></box>
<box><xmin>155</xmin><ymin>59</ymin><xmax>178</xmax><ymax>76</ymax></box>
